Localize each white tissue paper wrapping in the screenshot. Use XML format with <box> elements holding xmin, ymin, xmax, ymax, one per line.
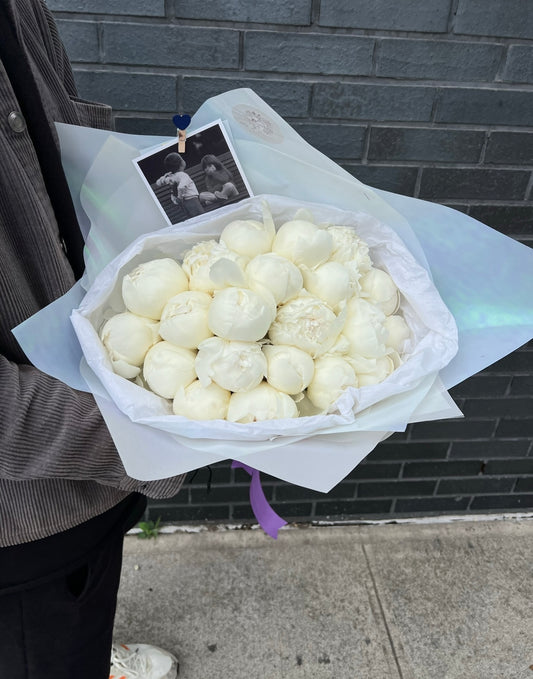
<box><xmin>71</xmin><ymin>194</ymin><xmax>457</xmax><ymax>433</ymax></box>
<box><xmin>13</xmin><ymin>88</ymin><xmax>533</xmax><ymax>492</ymax></box>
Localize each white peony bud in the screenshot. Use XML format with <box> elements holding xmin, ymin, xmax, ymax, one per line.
<box><xmin>306</xmin><ymin>355</ymin><xmax>357</xmax><ymax>411</ymax></box>
<box><xmin>268</xmin><ymin>293</ymin><xmax>345</xmax><ymax>358</ymax></box>
<box><xmin>207</xmin><ymin>287</ymin><xmax>274</xmax><ymax>342</ymax></box>
<box><xmin>301</xmin><ymin>261</ymin><xmax>351</xmax><ymax>310</ymax></box>
<box><xmin>383</xmin><ymin>314</ymin><xmax>410</xmax><ymax>353</ymax></box>
<box><xmin>172</xmin><ymin>380</ymin><xmax>230</xmax><ymax>420</ymax></box>
<box><xmin>360</xmin><ymin>268</ymin><xmax>400</xmax><ymax>316</ymax></box>
<box><xmin>344</xmin><ymin>297</ymin><xmax>388</xmax><ymax>358</ymax></box>
<box><xmin>122</xmin><ymin>258</ymin><xmax>188</xmax><ymax>320</ymax></box>
<box><xmin>356</xmin><ymin>354</ymin><xmax>396</xmax><ymax>387</ymax></box>
<box><xmin>160</xmin><ymin>291</ymin><xmax>213</xmax><ymax>349</ymax></box>
<box><xmin>100</xmin><ymin>312</ymin><xmax>160</xmax><ymax>378</ymax></box>
<box><xmin>220</xmin><ymin>219</ymin><xmax>274</xmax><ymax>258</ymax></box>
<box><xmin>246</xmin><ymin>253</ymin><xmax>303</xmax><ymax>305</ymax></box>
<box><xmin>227</xmin><ymin>382</ymin><xmax>298</xmax><ymax>423</ymax></box>
<box><xmin>112</xmin><ymin>360</ymin><xmax>142</xmax><ymax>380</ymax></box>
<box><xmin>327</xmin><ymin>226</ymin><xmax>372</xmax><ymax>272</ymax></box>
<box><xmin>263</xmin><ymin>344</ymin><xmax>315</xmax><ymax>395</ymax></box>
<box><xmin>195</xmin><ymin>337</ymin><xmax>266</xmax><ymax>392</ymax></box>
<box><xmin>143</xmin><ymin>341</ymin><xmax>196</xmax><ymax>399</ymax></box>
<box><xmin>272</xmin><ymin>219</ymin><xmax>333</xmax><ymax>269</ymax></box>
<box><xmin>181</xmin><ymin>240</ymin><xmax>246</xmax><ymax>294</ymax></box>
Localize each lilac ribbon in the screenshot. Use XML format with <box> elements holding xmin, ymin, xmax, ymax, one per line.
<box><xmin>231</xmin><ymin>461</ymin><xmax>287</xmax><ymax>539</ymax></box>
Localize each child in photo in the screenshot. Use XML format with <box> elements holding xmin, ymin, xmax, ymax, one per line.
<box><xmin>199</xmin><ymin>154</ymin><xmax>239</xmax><ymax>206</ymax></box>
<box><xmin>156</xmin><ymin>152</ymin><xmax>205</xmax><ymax>217</ymax></box>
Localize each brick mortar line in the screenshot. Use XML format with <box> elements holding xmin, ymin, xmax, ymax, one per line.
<box><xmin>71</xmin><ymin>64</ymin><xmax>533</xmax><ymax>90</ymax></box>
<box><xmin>185</xmin><ymin>470</ymin><xmax>533</xmax><ymax>488</ymax></box>
<box><xmin>400</xmin><ymin>436</ymin><xmax>532</xmax><ymax>443</ymax></box>
<box><xmin>345</xmin><ymin>160</ymin><xmax>533</xmax><ymax>171</ymax></box>
<box><xmin>53</xmin><ymin>12</ymin><xmax>533</xmax><ymax>45</ymax></box>
<box><xmin>115</xmin><ymin>112</ymin><xmax>533</xmax><ymax>136</ymax></box>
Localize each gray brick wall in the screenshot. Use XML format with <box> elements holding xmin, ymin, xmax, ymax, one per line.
<box><xmin>49</xmin><ymin>0</ymin><xmax>533</xmax><ymax>524</ymax></box>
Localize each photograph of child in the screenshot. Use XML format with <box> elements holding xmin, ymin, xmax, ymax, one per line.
<box><xmin>199</xmin><ymin>154</ymin><xmax>239</xmax><ymax>206</ymax></box>
<box><xmin>156</xmin><ymin>152</ymin><xmax>205</xmax><ymax>218</ymax></box>
<box><xmin>134</xmin><ymin>120</ymin><xmax>253</xmax><ymax>226</ymax></box>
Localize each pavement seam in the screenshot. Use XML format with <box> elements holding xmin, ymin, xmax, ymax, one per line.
<box><xmin>361</xmin><ymin>542</ymin><xmax>405</xmax><ymax>679</ymax></box>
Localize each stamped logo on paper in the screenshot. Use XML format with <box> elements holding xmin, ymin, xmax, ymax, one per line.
<box><xmin>232</xmin><ymin>104</ymin><xmax>283</xmax><ymax>144</ymax></box>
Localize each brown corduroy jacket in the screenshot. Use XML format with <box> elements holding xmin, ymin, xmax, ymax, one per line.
<box><xmin>0</xmin><ymin>0</ymin><xmax>185</xmax><ymax>547</ymax></box>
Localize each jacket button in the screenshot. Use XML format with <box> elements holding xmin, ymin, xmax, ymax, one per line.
<box><xmin>8</xmin><ymin>111</ymin><xmax>26</xmax><ymax>133</ymax></box>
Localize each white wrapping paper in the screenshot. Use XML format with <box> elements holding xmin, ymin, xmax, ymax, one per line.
<box><xmin>13</xmin><ymin>88</ymin><xmax>533</xmax><ymax>491</ymax></box>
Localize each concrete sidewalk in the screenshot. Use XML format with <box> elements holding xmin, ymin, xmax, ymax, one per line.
<box><xmin>114</xmin><ymin>517</ymin><xmax>533</xmax><ymax>679</ymax></box>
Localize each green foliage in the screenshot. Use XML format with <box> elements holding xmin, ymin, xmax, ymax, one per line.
<box><xmin>137</xmin><ymin>517</ymin><xmax>161</xmax><ymax>539</ymax></box>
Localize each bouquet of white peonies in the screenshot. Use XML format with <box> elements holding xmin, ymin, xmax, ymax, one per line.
<box><xmin>71</xmin><ymin>194</ymin><xmax>458</xmax><ymax>456</ymax></box>
<box><xmin>99</xmin><ymin>201</ymin><xmax>420</xmax><ymax>424</ymax></box>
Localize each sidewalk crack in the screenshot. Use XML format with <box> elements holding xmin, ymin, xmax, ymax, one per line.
<box><xmin>362</xmin><ymin>542</ymin><xmax>405</xmax><ymax>679</ymax></box>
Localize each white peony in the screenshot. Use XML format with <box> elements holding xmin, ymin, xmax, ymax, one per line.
<box><xmin>269</xmin><ymin>292</ymin><xmax>345</xmax><ymax>358</ymax></box>
<box><xmin>360</xmin><ymin>267</ymin><xmax>400</xmax><ymax>316</ymax></box>
<box><xmin>263</xmin><ymin>344</ymin><xmax>315</xmax><ymax>395</ymax></box>
<box><xmin>173</xmin><ymin>380</ymin><xmax>230</xmax><ymax>420</ymax></box>
<box><xmin>301</xmin><ymin>261</ymin><xmax>351</xmax><ymax>311</ymax></box>
<box><xmin>272</xmin><ymin>219</ymin><xmax>333</xmax><ymax>269</ymax></box>
<box><xmin>220</xmin><ymin>219</ymin><xmax>274</xmax><ymax>258</ymax></box>
<box><xmin>100</xmin><ymin>312</ymin><xmax>160</xmax><ymax>379</ymax></box>
<box><xmin>143</xmin><ymin>341</ymin><xmax>196</xmax><ymax>399</ymax></box>
<box><xmin>246</xmin><ymin>253</ymin><xmax>303</xmax><ymax>305</ymax></box>
<box><xmin>181</xmin><ymin>240</ymin><xmax>246</xmax><ymax>294</ymax></box>
<box><xmin>352</xmin><ymin>354</ymin><xmax>396</xmax><ymax>387</ymax></box>
<box><xmin>383</xmin><ymin>314</ymin><xmax>410</xmax><ymax>353</ymax></box>
<box><xmin>327</xmin><ymin>225</ymin><xmax>372</xmax><ymax>272</ymax></box>
<box><xmin>306</xmin><ymin>355</ymin><xmax>358</xmax><ymax>411</ymax></box>
<box><xmin>227</xmin><ymin>382</ymin><xmax>298</xmax><ymax>423</ymax></box>
<box><xmin>195</xmin><ymin>337</ymin><xmax>267</xmax><ymax>392</ymax></box>
<box><xmin>122</xmin><ymin>258</ymin><xmax>188</xmax><ymax>320</ymax></box>
<box><xmin>159</xmin><ymin>291</ymin><xmax>213</xmax><ymax>349</ymax></box>
<box><xmin>343</xmin><ymin>297</ymin><xmax>388</xmax><ymax>358</ymax></box>
<box><xmin>207</xmin><ymin>287</ymin><xmax>275</xmax><ymax>342</ymax></box>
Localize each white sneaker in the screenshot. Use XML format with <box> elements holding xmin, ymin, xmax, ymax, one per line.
<box><xmin>110</xmin><ymin>643</ymin><xmax>179</xmax><ymax>679</ymax></box>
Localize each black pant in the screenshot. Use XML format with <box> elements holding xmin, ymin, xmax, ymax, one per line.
<box><xmin>0</xmin><ymin>493</ymin><xmax>147</xmax><ymax>679</ymax></box>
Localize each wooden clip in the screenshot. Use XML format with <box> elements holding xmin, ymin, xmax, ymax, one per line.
<box><xmin>178</xmin><ymin>128</ymin><xmax>186</xmax><ymax>153</ymax></box>
<box><xmin>173</xmin><ymin>114</ymin><xmax>191</xmax><ymax>154</ymax></box>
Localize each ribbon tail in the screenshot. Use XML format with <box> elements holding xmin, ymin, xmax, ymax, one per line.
<box><xmin>232</xmin><ymin>461</ymin><xmax>287</xmax><ymax>539</ymax></box>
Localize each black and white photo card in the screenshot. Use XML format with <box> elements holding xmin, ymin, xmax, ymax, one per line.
<box><xmin>134</xmin><ymin>120</ymin><xmax>253</xmax><ymax>226</ymax></box>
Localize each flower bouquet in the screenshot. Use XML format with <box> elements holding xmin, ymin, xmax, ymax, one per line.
<box><xmin>14</xmin><ymin>89</ymin><xmax>533</xmax><ymax>536</ymax></box>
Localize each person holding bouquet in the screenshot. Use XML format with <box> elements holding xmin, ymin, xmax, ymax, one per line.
<box><xmin>0</xmin><ymin>1</ymin><xmax>181</xmax><ymax>677</ymax></box>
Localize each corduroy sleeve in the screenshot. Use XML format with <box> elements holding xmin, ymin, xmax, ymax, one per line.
<box><xmin>0</xmin><ymin>355</ymin><xmax>186</xmax><ymax>497</ymax></box>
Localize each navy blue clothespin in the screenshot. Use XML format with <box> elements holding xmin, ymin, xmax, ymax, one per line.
<box><xmin>173</xmin><ymin>114</ymin><xmax>191</xmax><ymax>153</ymax></box>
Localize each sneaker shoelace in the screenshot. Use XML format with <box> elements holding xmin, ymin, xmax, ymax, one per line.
<box><xmin>110</xmin><ymin>644</ymin><xmax>152</xmax><ymax>679</ymax></box>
